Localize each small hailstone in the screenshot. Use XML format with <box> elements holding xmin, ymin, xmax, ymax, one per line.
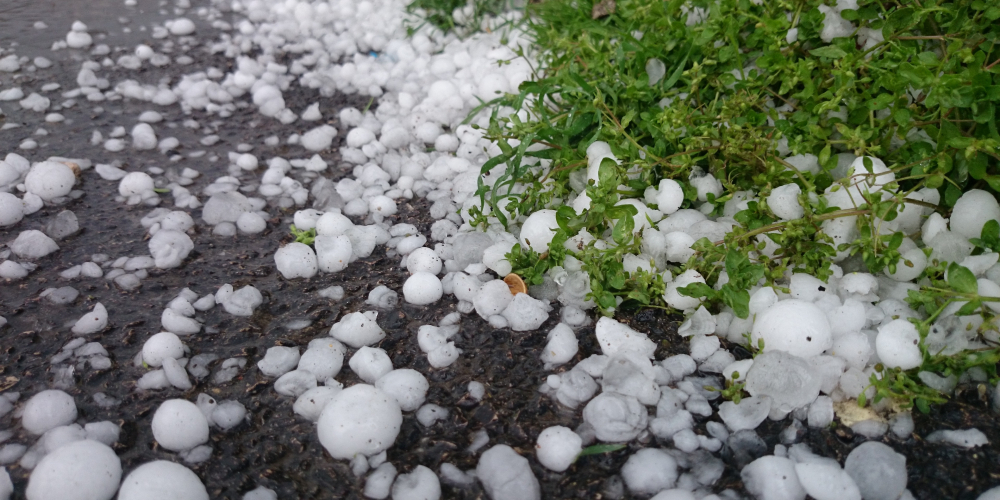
<box><xmin>24</xmin><ymin>161</ymin><xmax>75</xmax><ymax>201</ymax></box>
<box><xmin>364</xmin><ymin>463</ymin><xmax>397</xmax><ymax>499</ymax></box>
<box><xmin>257</xmin><ymin>346</ymin><xmax>300</xmax><ymax>378</ymax></box>
<box><xmin>926</xmin><ymin>428</ymin><xmax>988</xmax><ymax>449</ymax></box>
<box><xmin>149</xmin><ymin>230</ymin><xmax>193</xmax><ymax>269</ymax></box>
<box><xmin>298</xmin><ymin>339</ymin><xmax>346</xmax><ymax>380</ymax></box>
<box><xmin>744</xmin><ymin>350</ymin><xmax>821</xmax><ymax>413</ymax></box>
<box><xmin>403</xmin><ymin>272</ymin><xmax>443</xmax><ymax>305</ymax></box>
<box><xmin>950</xmin><ymin>189</ymin><xmax>1000</xmax><ymax>239</ymax></box>
<box><xmin>535</xmin><ymin>426</ymin><xmax>582</xmax><ymax>472</ymax></box>
<box><xmin>519</xmin><ymin>209</ymin><xmax>558</xmax><ymax>252</ymax></box>
<box><xmin>794</xmin><ymin>461</ymin><xmax>862</xmax><ymax>500</ymax></box>
<box><xmin>293</xmin><ymin>386</ymin><xmax>342</xmax><ymax>422</ymax></box>
<box><xmin>21</xmin><ymin>390</ymin><xmax>77</xmax><ymax>435</ymax></box>
<box><xmin>118</xmin><ymin>461</ymin><xmax>208</xmax><ymax>500</ymax></box>
<box><xmin>274</xmin><ymin>242</ymin><xmax>318</xmax><ymax>279</ymax></box>
<box><xmin>473</xmin><ymin>280</ymin><xmax>514</xmax><ymax>319</ymax></box>
<box><xmin>621</xmin><ymin>448</ymin><xmax>679</xmax><ymax>495</ymax></box>
<box><xmin>329</xmin><ymin>311</ymin><xmax>384</xmax><ymax>348</ymax></box>
<box><xmin>151</xmin><ymin>399</ymin><xmax>209</xmax><ymax>452</ymax></box>
<box><xmin>391</xmin><ymin>465</ymin><xmax>441</xmax><ymax>500</ymax></box>
<box><xmin>541</xmin><ymin>323</ymin><xmax>578</xmax><ymax>368</ymax></box>
<box><xmin>751</xmin><ymin>299</ymin><xmax>832</xmax><ymax>358</ymax></box>
<box><xmin>416</xmin><ymin>404</ymin><xmax>448</xmax><ymax>427</ymax></box>
<box><xmin>742</xmin><ymin>456</ymin><xmax>807</xmax><ymax>500</ymax></box>
<box><xmin>142</xmin><ymin>332</ymin><xmax>184</xmax><ymax>367</ymax></box>
<box><xmin>317</xmin><ymin>385</ymin><xmax>402</xmax><ymax>459</ymax></box>
<box><xmin>476</xmin><ymin>445</ymin><xmax>541</xmax><ymax>500</ymax></box>
<box><xmin>767</xmin><ymin>183</ymin><xmax>804</xmax><ymax>220</ymax></box>
<box><xmin>844</xmin><ymin>442</ymin><xmax>907</xmax><ymax>500</ymax></box>
<box><xmin>315</xmin><ymin>235</ymin><xmax>353</xmax><ymax>273</ymax></box>
<box><xmin>301</xmin><ymin>125</ymin><xmax>337</xmax><ymax>151</ymax></box>
<box><xmin>655</xmin><ymin>179</ymin><xmax>684</xmax><ymax>215</ymax></box>
<box><xmin>406</xmin><ymin>247</ymin><xmax>443</xmax><ymax>274</ymax></box>
<box><xmin>301</xmin><ymin>103</ymin><xmax>321</xmax><ymax>121</ymax></box>
<box><xmin>71</xmin><ymin>302</ymin><xmax>108</xmax><ymax>335</ymax></box>
<box><xmin>718</xmin><ymin>396</ymin><xmax>771</xmax><ymax>432</ymax></box>
<box><xmin>274</xmin><ymin>370</ymin><xmax>317</xmax><ymax>397</ymax></box>
<box><xmin>349</xmin><ymin>347</ymin><xmax>393</xmax><ymax>384</ymax></box>
<box><xmin>131</xmin><ymin>123</ymin><xmax>157</xmax><ymax>150</ymax></box>
<box><xmin>875</xmin><ymin>319</ymin><xmax>922</xmax><ymax>370</ymax></box>
<box><xmin>662</xmin><ymin>270</ymin><xmax>706</xmax><ymax>310</ymax></box>
<box><xmin>0</xmin><ymin>192</ymin><xmax>23</xmax><ymax>227</ymax></box>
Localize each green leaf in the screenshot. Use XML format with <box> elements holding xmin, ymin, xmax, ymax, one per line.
<box><xmin>947</xmin><ymin>263</ymin><xmax>978</xmax><ymax>294</ymax></box>
<box><xmin>809</xmin><ymin>46</ymin><xmax>848</xmax><ymax>59</ymax></box>
<box><xmin>578</xmin><ymin>443</ymin><xmax>627</xmax><ymax>457</ymax></box>
<box><xmin>612</xmin><ymin>213</ymin><xmax>635</xmax><ymax>244</ymax></box>
<box><xmin>722</xmin><ymin>286</ymin><xmax>751</xmax><ymax>319</ymax></box>
<box><xmin>956</xmin><ymin>300</ymin><xmax>982</xmax><ymax>316</ymax></box>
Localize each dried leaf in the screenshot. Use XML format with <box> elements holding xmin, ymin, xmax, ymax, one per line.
<box><xmin>591</xmin><ymin>0</ymin><xmax>615</xmax><ymax>19</ymax></box>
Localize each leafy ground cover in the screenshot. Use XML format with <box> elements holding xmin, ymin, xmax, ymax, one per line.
<box><xmin>408</xmin><ymin>0</ymin><xmax>1000</xmax><ymax>412</ymax></box>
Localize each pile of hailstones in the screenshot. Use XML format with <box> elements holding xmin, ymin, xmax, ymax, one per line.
<box><xmin>265</xmin><ymin>140</ymin><xmax>1000</xmax><ymax>500</ymax></box>
<box><xmin>0</xmin><ymin>388</ymin><xmax>278</xmax><ymax>500</ymax></box>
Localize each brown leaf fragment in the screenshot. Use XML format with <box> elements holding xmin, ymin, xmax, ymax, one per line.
<box><xmin>592</xmin><ymin>0</ymin><xmax>615</xmax><ymax>19</ymax></box>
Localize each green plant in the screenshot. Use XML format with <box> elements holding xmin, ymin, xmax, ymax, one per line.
<box><xmin>290</xmin><ymin>225</ymin><xmax>316</xmax><ymax>245</ymax></box>
<box><xmin>422</xmin><ymin>0</ymin><xmax>1000</xmax><ymax>409</ymax></box>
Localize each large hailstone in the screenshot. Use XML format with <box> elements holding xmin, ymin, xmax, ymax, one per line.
<box><xmin>25</xmin><ymin>440</ymin><xmax>121</xmax><ymax>500</ymax></box>
<box><xmin>117</xmin><ymin>461</ymin><xmax>209</xmax><ymax>500</ymax></box>
<box><xmin>751</xmin><ymin>299</ymin><xmax>832</xmax><ymax>358</ymax></box>
<box><xmin>151</xmin><ymin>399</ymin><xmax>209</xmax><ymax>452</ymax></box>
<box><xmin>317</xmin><ymin>384</ymin><xmax>402</xmax><ymax>459</ymax></box>
<box><xmin>519</xmin><ymin>209</ymin><xmax>558</xmax><ymax>253</ymax></box>
<box><xmin>21</xmin><ymin>390</ymin><xmax>77</xmax><ymax>435</ymax></box>
<box><xmin>950</xmin><ymin>189</ymin><xmax>1000</xmax><ymax>239</ymax></box>
<box><xmin>24</xmin><ymin>161</ymin><xmax>76</xmax><ymax>201</ymax></box>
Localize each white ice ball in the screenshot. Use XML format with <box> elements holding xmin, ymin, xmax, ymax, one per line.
<box><xmin>375</xmin><ymin>369</ymin><xmax>429</xmax><ymax>411</ymax></box>
<box><xmin>950</xmin><ymin>189</ymin><xmax>1000</xmax><ymax>239</ymax></box>
<box><xmin>329</xmin><ymin>311</ymin><xmax>384</xmax><ymax>348</ymax></box>
<box><xmin>148</xmin><ymin>229</ymin><xmax>193</xmax><ymax>269</ymax></box>
<box><xmin>655</xmin><ymin>179</ymin><xmax>684</xmax><ymax>215</ymax></box>
<box><xmin>406</xmin><ymin>247</ymin><xmax>442</xmax><ymax>275</ymax></box>
<box><xmin>142</xmin><ymin>331</ymin><xmax>184</xmax><ymax>367</ymax></box>
<box><xmin>403</xmin><ymin>272</ymin><xmax>443</xmax><ymax>305</ymax></box>
<box><xmin>119</xmin><ymin>172</ymin><xmax>155</xmax><ymax>196</ymax></box>
<box><xmin>21</xmin><ymin>390</ymin><xmax>77</xmax><ymax>435</ymax></box>
<box><xmin>317</xmin><ymin>384</ymin><xmax>402</xmax><ymax>459</ymax></box>
<box><xmin>767</xmin><ymin>183</ymin><xmax>804</xmax><ymax>220</ymax></box>
<box><xmin>0</xmin><ymin>192</ymin><xmax>24</xmax><ymax>227</ymax></box>
<box><xmin>875</xmin><ymin>319</ymin><xmax>922</xmax><ymax>370</ymax></box>
<box><xmin>151</xmin><ymin>399</ymin><xmax>209</xmax><ymax>452</ymax></box>
<box><xmin>663</xmin><ymin>270</ymin><xmax>706</xmax><ymax>310</ymax></box>
<box><xmin>751</xmin><ymin>299</ymin><xmax>833</xmax><ymax>358</ymax></box>
<box><xmin>24</xmin><ymin>161</ymin><xmax>75</xmax><ymax>201</ymax></box>
<box><xmin>118</xmin><ymin>461</ymin><xmax>208</xmax><ymax>500</ymax></box>
<box><xmin>25</xmin><ymin>440</ymin><xmax>121</xmax><ymax>500</ymax></box>
<box><xmin>519</xmin><ymin>209</ymin><xmax>558</xmax><ymax>252</ymax></box>
<box><xmin>275</xmin><ymin>242</ymin><xmax>319</xmax><ymax>279</ymax></box>
<box><xmin>535</xmin><ymin>426</ymin><xmax>582</xmax><ymax>472</ymax></box>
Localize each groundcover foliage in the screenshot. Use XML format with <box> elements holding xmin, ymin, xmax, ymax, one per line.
<box><xmin>421</xmin><ymin>0</ymin><xmax>1000</xmax><ymax>410</ymax></box>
